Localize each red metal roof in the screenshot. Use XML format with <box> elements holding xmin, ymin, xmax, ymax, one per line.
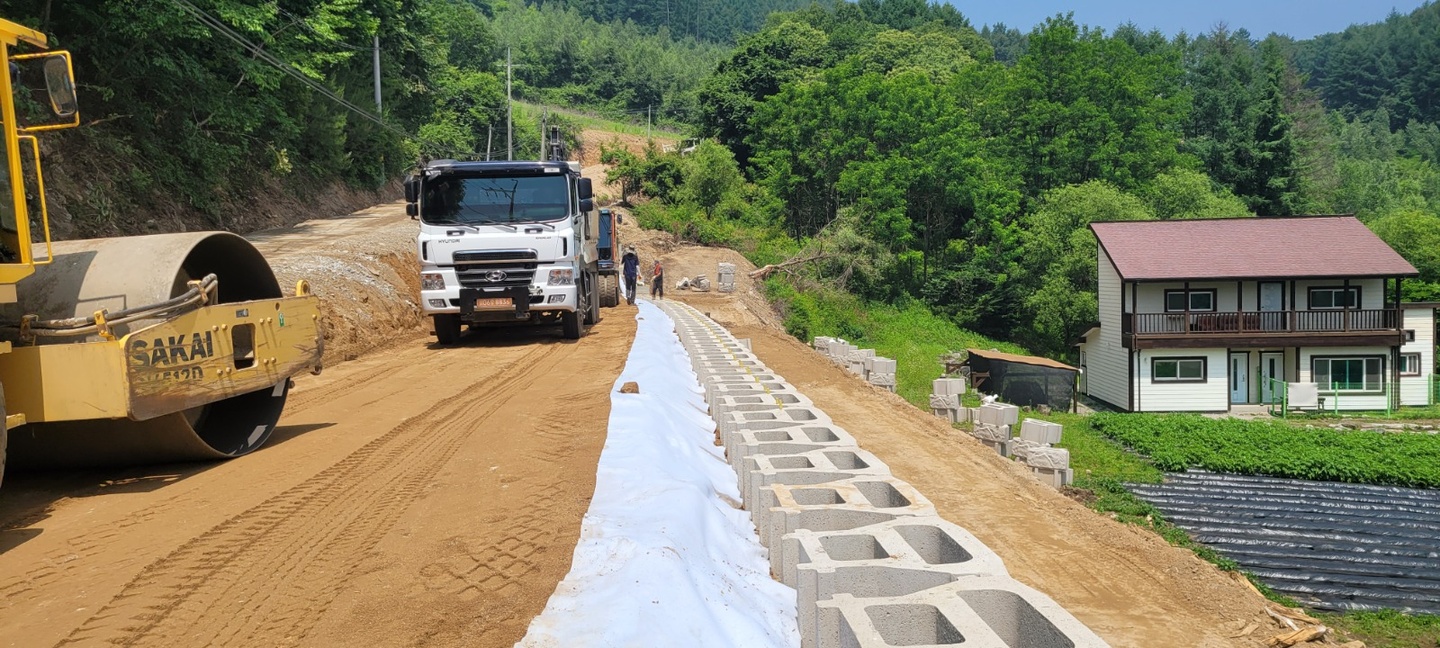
<box><xmin>1090</xmin><ymin>217</ymin><xmax>1418</xmax><ymax>281</ymax></box>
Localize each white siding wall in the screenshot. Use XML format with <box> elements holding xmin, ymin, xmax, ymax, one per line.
<box><xmin>1400</xmin><ymin>307</ymin><xmax>1435</xmax><ymax>406</ymax></box>
<box><xmin>1135</xmin><ymin>281</ymin><xmax>1243</xmax><ymax>313</ymax></box>
<box><xmin>1083</xmin><ymin>250</ymin><xmax>1130</xmax><ymax>409</ymax></box>
<box><xmin>1133</xmin><ymin>278</ymin><xmax>1387</xmax><ymax>313</ymax></box>
<box><xmin>1293</xmin><ymin>279</ymin><xmax>1386</xmax><ymax>309</ymax></box>
<box><xmin>1135</xmin><ymin>348</ymin><xmax>1229</xmax><ymax>412</ymax></box>
<box><xmin>1299</xmin><ymin>345</ymin><xmax>1392</xmax><ymax>411</ymax></box>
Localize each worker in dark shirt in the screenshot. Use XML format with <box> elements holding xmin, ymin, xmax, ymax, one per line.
<box><xmin>621</xmin><ymin>246</ymin><xmax>640</xmax><ymax>306</ymax></box>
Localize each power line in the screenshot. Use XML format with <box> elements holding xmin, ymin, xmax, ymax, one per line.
<box><xmin>165</xmin><ymin>0</ymin><xmax>469</xmax><ymax>158</ymax></box>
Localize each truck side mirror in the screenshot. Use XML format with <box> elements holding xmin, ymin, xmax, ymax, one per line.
<box><xmin>403</xmin><ymin>175</ymin><xmax>419</xmax><ymax>203</ymax></box>
<box><xmin>577</xmin><ymin>178</ymin><xmax>593</xmax><ymax>200</ymax></box>
<box><xmin>579</xmin><ymin>198</ymin><xmax>594</xmax><ymax>214</ymax></box>
<box><xmin>406</xmin><ymin>203</ymin><xmax>418</xmax><ymax>219</ymax></box>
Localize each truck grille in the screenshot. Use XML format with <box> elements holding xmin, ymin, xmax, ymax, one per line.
<box><xmin>451</xmin><ymin>249</ymin><xmax>539</xmax><ymax>289</ymax></box>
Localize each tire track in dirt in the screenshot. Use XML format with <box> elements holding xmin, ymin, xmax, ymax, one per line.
<box><xmin>54</xmin><ymin>341</ymin><xmax>569</xmax><ymax>648</ymax></box>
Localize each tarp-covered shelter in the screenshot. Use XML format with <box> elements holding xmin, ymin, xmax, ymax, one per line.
<box><xmin>965</xmin><ymin>349</ymin><xmax>1078</xmax><ymax>412</ymax></box>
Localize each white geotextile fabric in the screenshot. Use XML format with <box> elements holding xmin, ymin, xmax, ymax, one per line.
<box><xmin>517</xmin><ymin>300</ymin><xmax>799</xmax><ymax>648</ymax></box>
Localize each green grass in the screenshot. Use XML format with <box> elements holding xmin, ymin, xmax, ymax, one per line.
<box><xmin>1322</xmin><ymin>609</ymin><xmax>1440</xmax><ymax>648</ymax></box>
<box><xmin>1090</xmin><ymin>412</ymin><xmax>1440</xmax><ymax>487</ymax></box>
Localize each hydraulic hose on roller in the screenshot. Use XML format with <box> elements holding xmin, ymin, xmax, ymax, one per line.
<box><xmin>3</xmin><ymin>232</ymin><xmax>291</xmax><ymax>469</ymax></box>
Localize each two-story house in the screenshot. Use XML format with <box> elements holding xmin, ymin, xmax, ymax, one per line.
<box><xmin>1077</xmin><ymin>216</ymin><xmax>1436</xmax><ymax>412</ymax></box>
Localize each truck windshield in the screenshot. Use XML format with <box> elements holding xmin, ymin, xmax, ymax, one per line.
<box><xmin>422</xmin><ymin>175</ymin><xmax>569</xmax><ymax>225</ymax></box>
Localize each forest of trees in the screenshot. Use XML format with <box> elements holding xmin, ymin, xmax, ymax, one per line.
<box><xmin>620</xmin><ymin>0</ymin><xmax>1440</xmax><ymax>358</ymax></box>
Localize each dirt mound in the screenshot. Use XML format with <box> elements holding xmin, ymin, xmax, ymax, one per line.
<box><xmin>250</xmin><ymin>202</ymin><xmax>425</xmax><ymax>364</ymax></box>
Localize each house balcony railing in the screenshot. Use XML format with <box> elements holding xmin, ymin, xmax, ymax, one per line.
<box><xmin>1127</xmin><ymin>309</ymin><xmax>1400</xmax><ymax>336</ymax></box>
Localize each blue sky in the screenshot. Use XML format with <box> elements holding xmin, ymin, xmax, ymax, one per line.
<box><xmin>947</xmin><ymin>0</ymin><xmax>1431</xmax><ymax>39</ymax></box>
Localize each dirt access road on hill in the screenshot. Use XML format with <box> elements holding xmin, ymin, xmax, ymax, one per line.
<box><xmin>0</xmin><ymin>204</ymin><xmax>636</xmax><ymax>648</ymax></box>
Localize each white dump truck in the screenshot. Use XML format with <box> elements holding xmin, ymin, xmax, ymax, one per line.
<box><xmin>405</xmin><ymin>151</ymin><xmax>602</xmax><ymax>342</ymax></box>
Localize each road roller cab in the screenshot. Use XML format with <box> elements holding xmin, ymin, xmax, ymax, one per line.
<box><xmin>0</xmin><ymin>18</ymin><xmax>324</xmax><ymax>487</ymax></box>
<box><xmin>408</xmin><ymin>152</ymin><xmax>604</xmax><ymax>343</ymax></box>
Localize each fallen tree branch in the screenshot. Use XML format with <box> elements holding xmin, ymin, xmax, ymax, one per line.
<box><xmin>748</xmin><ymin>252</ymin><xmax>830</xmax><ymax>279</ymax></box>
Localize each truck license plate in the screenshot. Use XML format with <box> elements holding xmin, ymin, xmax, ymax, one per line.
<box><xmin>475</xmin><ymin>297</ymin><xmax>512</xmax><ymax>309</ymax></box>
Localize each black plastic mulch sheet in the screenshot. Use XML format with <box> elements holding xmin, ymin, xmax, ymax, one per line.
<box><xmin>1129</xmin><ymin>470</ymin><xmax>1440</xmax><ymax>614</ymax></box>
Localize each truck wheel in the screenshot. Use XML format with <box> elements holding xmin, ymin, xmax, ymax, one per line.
<box><xmin>586</xmin><ymin>273</ymin><xmax>601</xmax><ymax>324</ymax></box>
<box><xmin>433</xmin><ymin>314</ymin><xmax>462</xmax><ymax>345</ymax></box>
<box><xmin>561</xmin><ymin>310</ymin><xmax>583</xmax><ymax>339</ymax></box>
<box><xmin>599</xmin><ymin>274</ymin><xmax>618</xmax><ymax>308</ymax></box>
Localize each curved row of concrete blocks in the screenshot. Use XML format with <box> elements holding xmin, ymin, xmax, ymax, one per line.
<box><xmin>656</xmin><ymin>301</ymin><xmax>1109</xmax><ymax>648</ymax></box>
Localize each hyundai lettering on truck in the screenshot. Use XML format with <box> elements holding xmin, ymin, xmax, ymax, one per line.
<box><xmin>405</xmin><ymin>159</ymin><xmax>604</xmax><ymax>342</ymax></box>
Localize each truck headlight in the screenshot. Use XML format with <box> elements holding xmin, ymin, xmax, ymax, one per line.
<box><xmin>422</xmin><ymin>273</ymin><xmax>445</xmax><ymax>290</ymax></box>
<box><xmin>547</xmin><ymin>269</ymin><xmax>574</xmax><ymax>285</ymax></box>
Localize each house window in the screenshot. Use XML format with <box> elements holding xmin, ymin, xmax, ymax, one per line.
<box><xmin>1164</xmin><ymin>290</ymin><xmax>1216</xmax><ymax>312</ymax></box>
<box><xmin>1153</xmin><ymin>357</ymin><xmax>1207</xmax><ymax>383</ymax></box>
<box><xmin>1404</xmin><ymin>329</ymin><xmax>1416</xmax><ymax>342</ymax></box>
<box><xmin>1400</xmin><ymin>353</ymin><xmax>1422</xmax><ymax>376</ymax></box>
<box><xmin>1312</xmin><ymin>356</ymin><xmax>1384</xmax><ymax>392</ymax></box>
<box><xmin>1308</xmin><ymin>287</ymin><xmax>1360</xmax><ymax>309</ymax></box>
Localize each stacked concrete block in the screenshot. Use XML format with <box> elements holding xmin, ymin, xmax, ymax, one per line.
<box><xmin>846</xmin><ymin>349</ymin><xmax>876</xmax><ymax>376</ymax></box>
<box><xmin>812</xmin><ymin>576</ymin><xmax>1111</xmax><ymax>648</ymax></box>
<box><xmin>725</xmin><ymin>425</ymin><xmax>857</xmax><ymax>470</ymax></box>
<box><xmin>653</xmin><ymin>300</ymin><xmax>1110</xmax><ymax>648</ymax></box>
<box><xmin>717</xmin><ymin>405</ymin><xmax>832</xmax><ymax>437</ymax></box>
<box><xmin>928</xmin><ymin>379</ymin><xmax>966</xmax><ymax>422</ymax></box>
<box><xmin>969</xmin><ymin>423</ymin><xmax>1013</xmax><ymax>456</ymax></box>
<box><xmin>933</xmin><ymin>378</ymin><xmax>966</xmax><ymax>396</ymax></box>
<box><xmin>756</xmin><ymin>477</ymin><xmax>937</xmax><ymax>555</ymax></box>
<box><xmin>812</xmin><ymin>336</ymin><xmax>837</xmax><ymax>353</ymax></box>
<box><xmin>1019</xmin><ymin>418</ymin><xmax>1064</xmax><ymax>445</ymax></box>
<box><xmin>742</xmin><ymin>448</ymin><xmax>891</xmax><ymax>518</ymax></box>
<box><xmin>1026</xmin><ymin>447</ymin><xmax>1074</xmax><ymax>488</ymax></box>
<box><xmin>718</xmin><ymin>262</ymin><xmax>737</xmax><ymax>292</ymax></box>
<box><xmin>976</xmin><ymin>402</ymin><xmax>1020</xmax><ymax>427</ymax></box>
<box><xmin>863</xmin><ymin>357</ymin><xmax>897</xmax><ymax>392</ymax></box>
<box><xmin>782</xmin><ymin>517</ymin><xmax>1009</xmax><ymax>647</ymax></box>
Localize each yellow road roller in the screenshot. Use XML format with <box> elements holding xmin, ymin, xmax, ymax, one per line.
<box><xmin>0</xmin><ymin>18</ymin><xmax>322</xmax><ymax>487</ymax></box>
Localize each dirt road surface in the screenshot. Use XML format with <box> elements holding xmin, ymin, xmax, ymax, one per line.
<box><xmin>0</xmin><ymin>206</ymin><xmax>636</xmax><ymax>648</ymax></box>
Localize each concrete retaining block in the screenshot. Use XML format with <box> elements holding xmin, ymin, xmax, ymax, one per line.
<box><xmin>742</xmin><ymin>447</ymin><xmax>891</xmax><ymax>514</ymax></box>
<box><xmin>783</xmin><ymin>517</ymin><xmax>1009</xmax><ymax>646</ymax></box>
<box><xmin>1019</xmin><ymin>419</ymin><xmax>1063</xmax><ymax>445</ymax></box>
<box><xmin>717</xmin><ymin>405</ymin><xmax>832</xmax><ymax>436</ymax></box>
<box><xmin>757</xmin><ymin>478</ymin><xmax>936</xmax><ymax>552</ymax></box>
<box><xmin>1008</xmin><ymin>438</ymin><xmax>1043</xmax><ymax>461</ymax></box>
<box><xmin>726</xmin><ymin>425</ymin><xmax>858</xmax><ymax>470</ymax></box>
<box><xmin>1026</xmin><ymin>447</ymin><xmax>1070</xmax><ymax>470</ymax></box>
<box><xmin>864</xmin><ymin>357</ymin><xmax>897</xmax><ymax>374</ymax></box>
<box><xmin>929</xmin><ymin>394</ymin><xmax>960</xmax><ymax>410</ymax></box>
<box><xmin>710</xmin><ymin>392</ymin><xmax>813</xmax><ymax>419</ymax></box>
<box><xmin>813</xmin><ymin>576</ymin><xmax>1111</xmax><ymax>648</ymax></box>
<box><xmin>932</xmin><ymin>378</ymin><xmax>967</xmax><ymax>396</ymax></box>
<box><xmin>969</xmin><ymin>424</ymin><xmax>1010</xmax><ymax>443</ymax></box>
<box><xmin>977</xmin><ymin>403</ymin><xmax>1020</xmax><ymax>427</ymax></box>
<box><xmin>1032</xmin><ymin>467</ymin><xmax>1075</xmax><ymax>488</ymax></box>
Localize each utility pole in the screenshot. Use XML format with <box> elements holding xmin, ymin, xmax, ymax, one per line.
<box><xmin>647</xmin><ymin>105</ymin><xmax>652</xmax><ymax>139</ymax></box>
<box><xmin>506</xmin><ymin>47</ymin><xmax>513</xmax><ymax>161</ymax></box>
<box><xmin>540</xmin><ymin>107</ymin><xmax>548</xmax><ymax>161</ymax></box>
<box><xmin>486</xmin><ymin>126</ymin><xmax>493</xmax><ymax>161</ymax></box>
<box><xmin>372</xmin><ymin>34</ymin><xmax>382</xmax><ymax>113</ymax></box>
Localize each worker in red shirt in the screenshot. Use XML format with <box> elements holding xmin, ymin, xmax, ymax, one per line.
<box><xmin>649</xmin><ymin>260</ymin><xmax>664</xmax><ymax>300</ymax></box>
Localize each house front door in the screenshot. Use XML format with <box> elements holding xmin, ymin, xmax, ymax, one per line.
<box><xmin>1260</xmin><ymin>282</ymin><xmax>1285</xmax><ymax>331</ymax></box>
<box><xmin>1260</xmin><ymin>352</ymin><xmax>1284</xmax><ymax>403</ymax></box>
<box><xmin>1230</xmin><ymin>353</ymin><xmax>1249</xmax><ymax>404</ymax></box>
